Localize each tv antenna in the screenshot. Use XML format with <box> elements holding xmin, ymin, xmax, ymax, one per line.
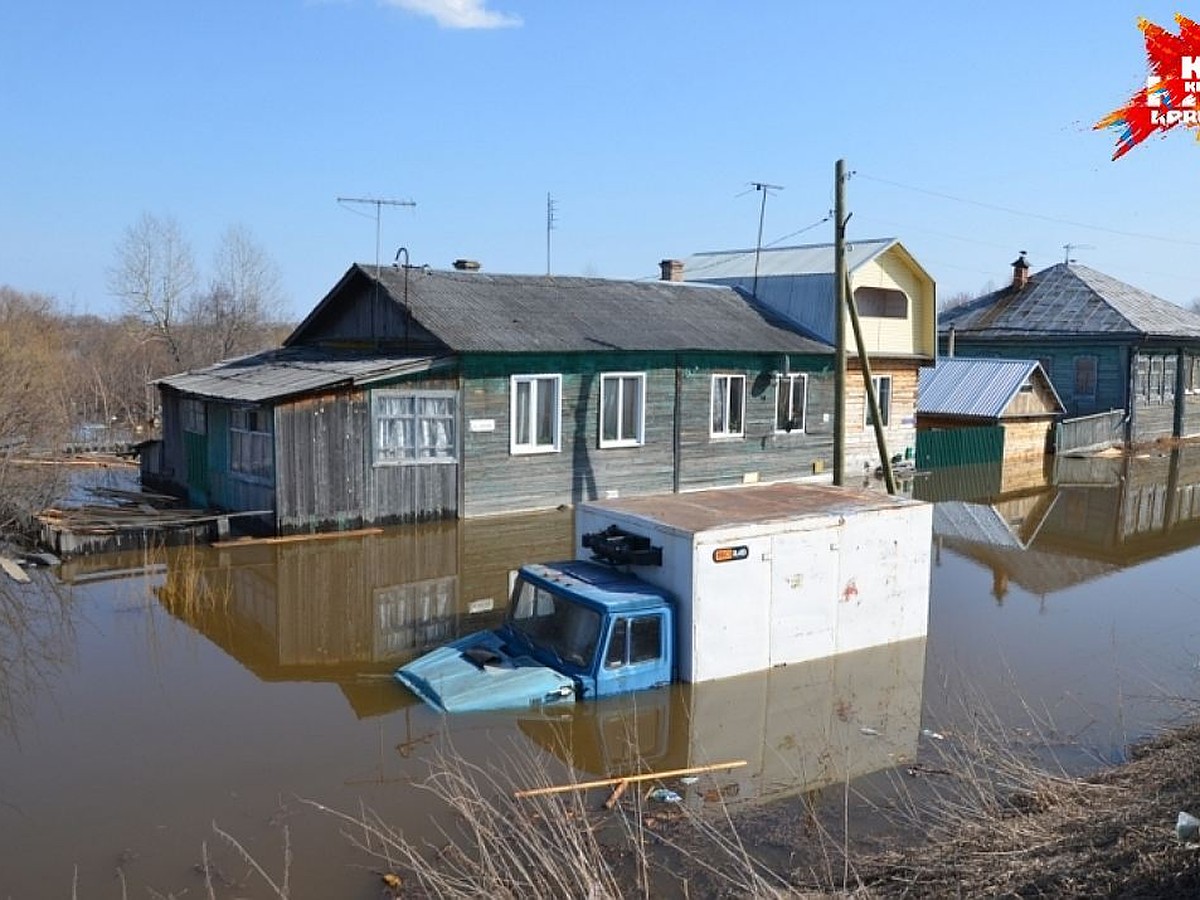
<box><xmin>546</xmin><ymin>192</ymin><xmax>557</xmax><ymax>275</ymax></box>
<box><xmin>337</xmin><ymin>196</ymin><xmax>416</xmax><ymax>277</ymax></box>
<box><xmin>1063</xmin><ymin>242</ymin><xmax>1094</xmax><ymax>265</ymax></box>
<box><xmin>748</xmin><ymin>181</ymin><xmax>783</xmax><ymax>298</ymax></box>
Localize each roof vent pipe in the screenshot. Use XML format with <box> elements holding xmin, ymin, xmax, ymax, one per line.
<box><xmin>947</xmin><ymin>325</ymin><xmax>955</xmax><ymax>359</ymax></box>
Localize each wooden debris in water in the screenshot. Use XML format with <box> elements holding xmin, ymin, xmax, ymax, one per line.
<box><xmin>513</xmin><ymin>760</ymin><xmax>748</xmax><ymax>799</ymax></box>
<box><xmin>0</xmin><ymin>556</ymin><xmax>31</xmax><ymax>584</ymax></box>
<box><xmin>212</xmin><ymin>527</ymin><xmax>383</xmax><ymax>548</ymax></box>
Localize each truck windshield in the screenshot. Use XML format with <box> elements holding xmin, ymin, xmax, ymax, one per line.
<box><xmin>509</xmin><ymin>577</ymin><xmax>602</xmax><ymax>668</ymax></box>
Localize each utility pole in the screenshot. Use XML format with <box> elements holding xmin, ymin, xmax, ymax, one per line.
<box><xmin>750</xmin><ymin>181</ymin><xmax>783</xmax><ymax>298</ymax></box>
<box><xmin>336</xmin><ymin>196</ymin><xmax>416</xmax><ymax>278</ymax></box>
<box><xmin>546</xmin><ymin>193</ymin><xmax>557</xmax><ymax>275</ymax></box>
<box><xmin>833</xmin><ymin>161</ymin><xmax>847</xmax><ymax>486</ymax></box>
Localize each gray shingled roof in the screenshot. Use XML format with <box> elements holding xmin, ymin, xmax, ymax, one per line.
<box><xmin>156</xmin><ymin>346</ymin><xmax>450</xmax><ymax>403</ymax></box>
<box><xmin>917</xmin><ymin>357</ymin><xmax>1064</xmax><ymax>419</ymax></box>
<box><xmin>355</xmin><ymin>267</ymin><xmax>833</xmax><ymax>354</ymax></box>
<box><xmin>940</xmin><ymin>263</ymin><xmax>1200</xmax><ymax>339</ymax></box>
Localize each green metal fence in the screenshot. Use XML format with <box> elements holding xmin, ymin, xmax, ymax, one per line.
<box><xmin>915</xmin><ymin>425</ymin><xmax>1005</xmax><ymax>469</ymax></box>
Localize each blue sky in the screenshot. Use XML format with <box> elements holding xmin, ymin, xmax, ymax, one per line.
<box><xmin>4</xmin><ymin>1</ymin><xmax>1200</xmax><ymax>320</ymax></box>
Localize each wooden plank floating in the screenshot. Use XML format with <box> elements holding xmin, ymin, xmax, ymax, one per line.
<box><xmin>212</xmin><ymin>527</ymin><xmax>383</xmax><ymax>548</ymax></box>
<box><xmin>513</xmin><ymin>760</ymin><xmax>748</xmax><ymax>799</ymax></box>
<box><xmin>0</xmin><ymin>557</ymin><xmax>31</xmax><ymax>584</ymax></box>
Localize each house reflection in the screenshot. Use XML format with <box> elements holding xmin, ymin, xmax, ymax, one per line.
<box><xmin>917</xmin><ymin>446</ymin><xmax>1200</xmax><ymax>602</ymax></box>
<box><xmin>517</xmin><ymin>637</ymin><xmax>926</xmax><ymax>806</ymax></box>
<box><xmin>149</xmin><ymin>509</ymin><xmax>574</xmax><ymax>716</ymax></box>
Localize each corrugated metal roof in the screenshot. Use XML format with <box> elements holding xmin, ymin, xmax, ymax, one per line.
<box><xmin>350</xmin><ymin>268</ymin><xmax>833</xmax><ymax>355</ymax></box>
<box><xmin>681</xmin><ymin>238</ymin><xmax>897</xmax><ymax>280</ymax></box>
<box><xmin>156</xmin><ymin>346</ymin><xmax>450</xmax><ymax>403</ymax></box>
<box><xmin>933</xmin><ymin>502</ymin><xmax>1025</xmax><ymax>549</ymax></box>
<box><xmin>940</xmin><ymin>262</ymin><xmax>1200</xmax><ymax>339</ymax></box>
<box><xmin>917</xmin><ymin>357</ymin><xmax>1065</xmax><ymax>418</ymax></box>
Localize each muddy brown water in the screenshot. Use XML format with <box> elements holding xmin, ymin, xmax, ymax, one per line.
<box><xmin>2</xmin><ymin>450</ymin><xmax>1199</xmax><ymax>897</ymax></box>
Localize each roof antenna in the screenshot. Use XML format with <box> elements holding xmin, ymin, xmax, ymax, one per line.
<box><xmin>1063</xmin><ymin>243</ymin><xmax>1094</xmax><ymax>265</ymax></box>
<box><xmin>749</xmin><ymin>181</ymin><xmax>783</xmax><ymax>299</ymax></box>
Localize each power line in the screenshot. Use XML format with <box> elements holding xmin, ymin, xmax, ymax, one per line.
<box><xmin>856</xmin><ymin>173</ymin><xmax>1200</xmax><ymax>248</ymax></box>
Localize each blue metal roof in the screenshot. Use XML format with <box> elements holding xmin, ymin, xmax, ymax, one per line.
<box><xmin>917</xmin><ymin>357</ymin><xmax>1065</xmax><ymax>419</ymax></box>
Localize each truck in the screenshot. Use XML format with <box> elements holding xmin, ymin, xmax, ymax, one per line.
<box><xmin>395</xmin><ymin>481</ymin><xmax>932</xmax><ymax>713</ymax></box>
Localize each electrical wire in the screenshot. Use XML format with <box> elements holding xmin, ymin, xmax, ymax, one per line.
<box><xmin>857</xmin><ymin>172</ymin><xmax>1200</xmax><ymax>248</ymax></box>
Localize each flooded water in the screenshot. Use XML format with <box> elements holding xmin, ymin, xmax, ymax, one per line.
<box><xmin>2</xmin><ymin>449</ymin><xmax>1200</xmax><ymax>897</ymax></box>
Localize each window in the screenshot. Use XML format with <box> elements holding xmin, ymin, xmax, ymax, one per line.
<box><xmin>181</xmin><ymin>398</ymin><xmax>206</xmax><ymax>435</ymax></box>
<box><xmin>1073</xmin><ymin>355</ymin><xmax>1098</xmax><ymax>400</ymax></box>
<box><xmin>865</xmin><ymin>375</ymin><xmax>892</xmax><ymax>427</ymax></box>
<box><xmin>711</xmin><ymin>374</ymin><xmax>746</xmax><ymax>438</ymax></box>
<box><xmin>372</xmin><ymin>391</ymin><xmax>457</xmax><ymax>465</ymax></box>
<box><xmin>511</xmin><ymin>375</ymin><xmax>561</xmax><ymax>454</ymax></box>
<box><xmin>230</xmin><ymin>407</ymin><xmax>272</xmax><ymax>481</ymax></box>
<box><xmin>774</xmin><ymin>373</ymin><xmax>808</xmax><ymax>433</ymax></box>
<box><xmin>600</xmin><ymin>372</ymin><xmax>645</xmax><ymax>448</ymax></box>
<box><xmin>510</xmin><ymin>579</ymin><xmax>601</xmax><ymax>668</ymax></box>
<box><xmin>1188</xmin><ymin>357</ymin><xmax>1200</xmax><ymax>393</ymax></box>
<box><xmin>605</xmin><ymin>615</ymin><xmax>664</xmax><ymax>668</ymax></box>
<box><xmin>853</xmin><ymin>287</ymin><xmax>907</xmax><ymax>318</ymax></box>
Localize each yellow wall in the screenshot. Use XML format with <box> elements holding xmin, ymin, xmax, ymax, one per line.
<box><xmin>848</xmin><ymin>245</ymin><xmax>936</xmax><ymax>359</ymax></box>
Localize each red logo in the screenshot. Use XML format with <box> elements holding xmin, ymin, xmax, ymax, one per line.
<box><xmin>1096</xmin><ymin>14</ymin><xmax>1200</xmax><ymax>159</ymax></box>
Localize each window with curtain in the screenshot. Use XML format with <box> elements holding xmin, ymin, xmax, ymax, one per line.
<box><xmin>600</xmin><ymin>372</ymin><xmax>645</xmax><ymax>447</ymax></box>
<box><xmin>711</xmin><ymin>374</ymin><xmax>745</xmax><ymax>438</ymax></box>
<box><xmin>373</xmin><ymin>391</ymin><xmax>457</xmax><ymax>464</ymax></box>
<box><xmin>510</xmin><ymin>375</ymin><xmax>561</xmax><ymax>454</ymax></box>
<box><xmin>774</xmin><ymin>373</ymin><xmax>808</xmax><ymax>433</ymax></box>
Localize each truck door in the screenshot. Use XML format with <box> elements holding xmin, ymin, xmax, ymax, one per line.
<box><xmin>596</xmin><ymin>612</ymin><xmax>671</xmax><ymax>696</ymax></box>
<box><xmin>769</xmin><ymin>528</ymin><xmax>840</xmax><ymax>665</ymax></box>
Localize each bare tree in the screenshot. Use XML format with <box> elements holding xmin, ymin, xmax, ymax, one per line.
<box><xmin>189</xmin><ymin>224</ymin><xmax>284</xmax><ymax>362</ymax></box>
<box><xmin>107</xmin><ymin>213</ymin><xmax>198</xmax><ymax>366</ymax></box>
<box><xmin>0</xmin><ymin>287</ymin><xmax>70</xmax><ymax>534</ymax></box>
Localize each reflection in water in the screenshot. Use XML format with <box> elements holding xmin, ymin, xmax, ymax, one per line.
<box><xmin>0</xmin><ymin>576</ymin><xmax>76</xmax><ymax>738</ymax></box>
<box><xmin>519</xmin><ymin>638</ymin><xmax>926</xmax><ymax>806</ymax></box>
<box><xmin>918</xmin><ymin>446</ymin><xmax>1200</xmax><ymax>765</ymax></box>
<box><xmin>140</xmin><ymin>509</ymin><xmax>577</xmax><ymax>717</ymax></box>
<box><xmin>918</xmin><ymin>447</ymin><xmax>1200</xmax><ymax>601</ymax></box>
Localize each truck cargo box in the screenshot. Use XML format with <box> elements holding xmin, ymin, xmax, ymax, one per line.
<box><xmin>575</xmin><ymin>482</ymin><xmax>932</xmax><ymax>683</ymax></box>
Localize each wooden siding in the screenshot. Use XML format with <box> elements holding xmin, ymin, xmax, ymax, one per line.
<box><xmin>460</xmin><ymin>352</ymin><xmax>835</xmax><ymax>516</ymax></box>
<box><xmin>303</xmin><ymin>276</ymin><xmax>444</xmax><ymax>351</ymax></box>
<box><xmin>844</xmin><ymin>359</ymin><xmax>919</xmax><ymax>472</ymax></box>
<box><xmin>274</xmin><ymin>375</ymin><xmax>459</xmax><ymax>533</ymax></box>
<box><xmin>1002</xmin><ymin>420</ymin><xmax>1055</xmax><ymax>457</ymax></box>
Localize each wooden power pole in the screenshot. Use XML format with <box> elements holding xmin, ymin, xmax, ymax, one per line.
<box><xmin>833</xmin><ymin>160</ymin><xmax>847</xmax><ymax>485</ymax></box>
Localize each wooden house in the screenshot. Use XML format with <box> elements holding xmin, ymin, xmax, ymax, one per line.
<box><xmin>150</xmin><ymin>265</ymin><xmax>835</xmax><ymax>533</ymax></box>
<box><xmin>678</xmin><ymin>238</ymin><xmax>937</xmax><ymax>474</ymax></box>
<box><xmin>915</xmin><ymin>357</ymin><xmax>1065</xmax><ymax>465</ymax></box>
<box><xmin>939</xmin><ymin>256</ymin><xmax>1200</xmax><ymax>443</ymax></box>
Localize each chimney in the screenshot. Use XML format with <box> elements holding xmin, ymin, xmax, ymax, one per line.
<box><xmin>947</xmin><ymin>325</ymin><xmax>956</xmax><ymax>358</ymax></box>
<box><xmin>1011</xmin><ymin>251</ymin><xmax>1030</xmax><ymax>290</ymax></box>
<box><xmin>453</xmin><ymin>259</ymin><xmax>481</xmax><ymax>271</ymax></box>
<box><xmin>659</xmin><ymin>258</ymin><xmax>684</xmax><ymax>282</ymax></box>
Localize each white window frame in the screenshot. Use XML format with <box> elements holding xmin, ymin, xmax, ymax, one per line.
<box><xmin>372</xmin><ymin>390</ymin><xmax>458</xmax><ymax>466</ymax></box>
<box><xmin>865</xmin><ymin>375</ymin><xmax>892</xmax><ymax>427</ymax></box>
<box><xmin>510</xmin><ymin>374</ymin><xmax>562</xmax><ymax>455</ymax></box>
<box><xmin>230</xmin><ymin>406</ymin><xmax>272</xmax><ymax>483</ymax></box>
<box><xmin>774</xmin><ymin>373</ymin><xmax>808</xmax><ymax>434</ymax></box>
<box><xmin>599</xmin><ymin>372</ymin><xmax>646</xmax><ymax>448</ymax></box>
<box><xmin>710</xmin><ymin>374</ymin><xmax>746</xmax><ymax>439</ymax></box>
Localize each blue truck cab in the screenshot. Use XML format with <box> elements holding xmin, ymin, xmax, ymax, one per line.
<box><xmin>395</xmin><ymin>559</ymin><xmax>676</xmax><ymax>713</ymax></box>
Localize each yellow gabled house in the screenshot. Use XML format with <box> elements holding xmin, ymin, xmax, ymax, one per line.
<box><xmin>677</xmin><ymin>238</ymin><xmax>937</xmax><ymax>475</ymax></box>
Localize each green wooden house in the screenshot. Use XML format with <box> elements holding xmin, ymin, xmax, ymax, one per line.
<box><xmin>939</xmin><ymin>256</ymin><xmax>1200</xmax><ymax>443</ymax></box>
<box><xmin>149</xmin><ymin>264</ymin><xmax>836</xmax><ymax>533</ymax></box>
